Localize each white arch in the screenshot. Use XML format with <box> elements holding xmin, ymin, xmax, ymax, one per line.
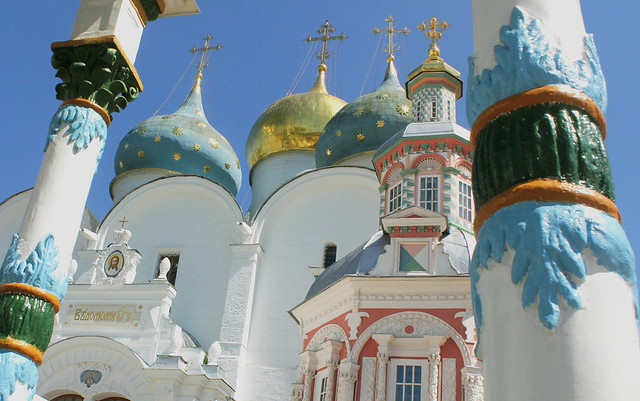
<box><xmin>38</xmin><ymin>336</ymin><xmax>153</xmax><ymax>401</ymax></box>
<box><xmin>306</xmin><ymin>324</ymin><xmax>351</xmax><ymax>354</ymax></box>
<box><xmin>349</xmin><ymin>311</ymin><xmax>475</xmax><ymax>366</ymax></box>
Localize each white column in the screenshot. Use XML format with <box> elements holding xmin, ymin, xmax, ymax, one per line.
<box><xmin>336</xmin><ymin>361</ymin><xmax>359</xmax><ymax>401</ymax></box>
<box><xmin>461</xmin><ymin>368</ymin><xmax>484</xmax><ymax>401</ymax></box>
<box><xmin>374</xmin><ymin>353</ymin><xmax>388</xmax><ymax>401</ymax></box>
<box><xmin>216</xmin><ymin>243</ymin><xmax>262</xmax><ymax>387</ymax></box>
<box><xmin>426</xmin><ymin>353</ymin><xmax>440</xmax><ymax>401</ymax></box>
<box><xmin>302</xmin><ymin>369</ymin><xmax>316</xmax><ymax>401</ymax></box>
<box><xmin>326</xmin><ymin>362</ymin><xmax>338</xmax><ymax>401</ymax></box>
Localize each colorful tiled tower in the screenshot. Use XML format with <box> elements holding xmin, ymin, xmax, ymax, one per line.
<box><xmin>468</xmin><ymin>0</ymin><xmax>640</xmax><ymax>399</ymax></box>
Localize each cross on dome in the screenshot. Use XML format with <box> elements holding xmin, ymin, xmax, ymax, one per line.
<box><xmin>418</xmin><ymin>16</ymin><xmax>449</xmax><ymax>60</ymax></box>
<box><xmin>189</xmin><ymin>34</ymin><xmax>223</xmax><ymax>79</ymax></box>
<box><xmin>372</xmin><ymin>16</ymin><xmax>410</xmax><ymax>62</ymax></box>
<box><xmin>118</xmin><ymin>217</ymin><xmax>128</xmax><ymax>229</ymax></box>
<box><xmin>304</xmin><ymin>20</ymin><xmax>347</xmax><ymax>66</ymax></box>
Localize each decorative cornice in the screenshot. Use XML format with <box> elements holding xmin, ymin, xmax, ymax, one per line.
<box><xmin>51</xmin><ymin>36</ymin><xmax>143</xmax><ymax>118</ymax></box>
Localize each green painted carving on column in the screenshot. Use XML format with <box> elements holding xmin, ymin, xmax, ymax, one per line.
<box><xmin>0</xmin><ymin>294</ymin><xmax>55</xmax><ymax>352</ymax></box>
<box><xmin>472</xmin><ymin>103</ymin><xmax>614</xmax><ymax>209</ymax></box>
<box><xmin>51</xmin><ymin>41</ymin><xmax>142</xmax><ymax>116</ymax></box>
<box><xmin>140</xmin><ymin>0</ymin><xmax>163</xmax><ymax>21</ymax></box>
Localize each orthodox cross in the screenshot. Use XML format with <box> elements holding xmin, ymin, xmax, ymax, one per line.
<box><xmin>417</xmin><ymin>16</ymin><xmax>449</xmax><ymax>59</ymax></box>
<box><xmin>118</xmin><ymin>217</ymin><xmax>128</xmax><ymax>229</ymax></box>
<box><xmin>304</xmin><ymin>20</ymin><xmax>347</xmax><ymax>65</ymax></box>
<box><xmin>372</xmin><ymin>16</ymin><xmax>410</xmax><ymax>61</ymax></box>
<box><xmin>189</xmin><ymin>34</ymin><xmax>223</xmax><ymax>78</ymax></box>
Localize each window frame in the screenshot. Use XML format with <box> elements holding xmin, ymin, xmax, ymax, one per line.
<box><xmin>387</xmin><ymin>358</ymin><xmax>429</xmax><ymax>401</ymax></box>
<box><xmin>458</xmin><ymin>180</ymin><xmax>473</xmax><ymax>222</ymax></box>
<box><xmin>417</xmin><ymin>175</ymin><xmax>440</xmax><ymax>213</ymax></box>
<box><xmin>388</xmin><ymin>182</ymin><xmax>403</xmax><ymax>213</ymax></box>
<box><xmin>430</xmin><ymin>98</ymin><xmax>437</xmax><ymax>120</ymax></box>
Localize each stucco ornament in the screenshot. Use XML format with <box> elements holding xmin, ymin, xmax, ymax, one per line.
<box><xmin>345</xmin><ymin>305</ymin><xmax>369</xmax><ymax>340</ymax></box>
<box><xmin>471</xmin><ymin>202</ymin><xmax>637</xmax><ymax>336</ymax></box>
<box><xmin>466</xmin><ymin>6</ymin><xmax>606</xmax><ymax>124</ymax></box>
<box><xmin>45</xmin><ymin>104</ymin><xmax>108</xmax><ymax>163</ymax></box>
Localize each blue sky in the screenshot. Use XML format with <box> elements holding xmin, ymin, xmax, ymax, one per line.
<box><xmin>1</xmin><ymin>1</ymin><xmax>639</xmax><ymax>282</ymax></box>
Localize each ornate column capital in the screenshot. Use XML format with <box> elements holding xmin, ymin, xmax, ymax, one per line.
<box><xmin>51</xmin><ymin>36</ymin><xmax>143</xmax><ymax>119</ymax></box>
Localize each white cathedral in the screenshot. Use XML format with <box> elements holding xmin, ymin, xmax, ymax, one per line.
<box><xmin>0</xmin><ymin>13</ymin><xmax>481</xmax><ymax>401</ymax></box>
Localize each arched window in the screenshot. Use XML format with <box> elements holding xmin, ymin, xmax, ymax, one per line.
<box><xmin>100</xmin><ymin>397</ymin><xmax>131</xmax><ymax>401</ymax></box>
<box><xmin>324</xmin><ymin>243</ymin><xmax>337</xmax><ymax>268</ymax></box>
<box><xmin>51</xmin><ymin>395</ymin><xmax>83</xmax><ymax>401</ymax></box>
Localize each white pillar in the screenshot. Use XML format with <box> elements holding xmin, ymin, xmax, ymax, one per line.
<box><xmin>302</xmin><ymin>369</ymin><xmax>315</xmax><ymax>401</ymax></box>
<box><xmin>336</xmin><ymin>361</ymin><xmax>359</xmax><ymax>401</ymax></box>
<box><xmin>426</xmin><ymin>353</ymin><xmax>440</xmax><ymax>401</ymax></box>
<box><xmin>326</xmin><ymin>362</ymin><xmax>338</xmax><ymax>401</ymax></box>
<box><xmin>374</xmin><ymin>353</ymin><xmax>388</xmax><ymax>401</ymax></box>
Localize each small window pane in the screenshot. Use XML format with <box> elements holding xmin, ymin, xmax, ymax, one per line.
<box><xmin>414</xmin><ymin>366</ymin><xmax>422</xmax><ymax>383</ymax></box>
<box><xmin>414</xmin><ymin>386</ymin><xmax>421</xmax><ymax>401</ymax></box>
<box><xmin>405</xmin><ymin>365</ymin><xmax>413</xmax><ymax>382</ymax></box>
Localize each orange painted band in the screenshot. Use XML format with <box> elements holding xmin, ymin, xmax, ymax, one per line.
<box><xmin>0</xmin><ymin>283</ymin><xmax>60</xmax><ymax>313</ymax></box>
<box><xmin>470</xmin><ymin>85</ymin><xmax>606</xmax><ymax>148</ymax></box>
<box><xmin>0</xmin><ymin>337</ymin><xmax>44</xmax><ymax>365</ymax></box>
<box><xmin>474</xmin><ymin>179</ymin><xmax>621</xmax><ymax>235</ymax></box>
<box><xmin>61</xmin><ymin>98</ymin><xmax>111</xmax><ymax>127</ymax></box>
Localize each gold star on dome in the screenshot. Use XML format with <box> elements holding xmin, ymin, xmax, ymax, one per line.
<box><xmin>356</xmin><ymin>133</ymin><xmax>366</xmax><ymax>142</ymax></box>
<box><xmin>119</xmin><ymin>161</ymin><xmax>124</xmax><ymax>168</ymax></box>
<box><xmin>194</xmin><ymin>143</ymin><xmax>201</xmax><ymax>151</ymax></box>
<box><xmin>225</xmin><ymin>162</ymin><xmax>230</xmax><ymax>169</ymax></box>
<box><xmin>203</xmin><ymin>165</ymin><xmax>211</xmax><ymax>172</ymax></box>
<box><xmin>396</xmin><ymin>104</ymin><xmax>410</xmax><ymax>115</ymax></box>
<box><xmin>137</xmin><ymin>150</ymin><xmax>145</xmax><ymax>158</ymax></box>
<box><xmin>197</xmin><ymin>121</ymin><xmax>207</xmax><ymax>128</ymax></box>
<box><xmin>173</xmin><ymin>126</ymin><xmax>184</xmax><ymax>136</ymax></box>
<box><xmin>326</xmin><ymin>149</ymin><xmax>332</xmax><ymax>156</ymax></box>
<box><xmin>173</xmin><ymin>152</ymin><xmax>181</xmax><ymax>161</ymax></box>
<box><xmin>195</xmin><ymin>110</ymin><xmax>204</xmax><ymax>116</ymax></box>
<box><xmin>377</xmin><ymin>92</ymin><xmax>390</xmax><ymax>99</ymax></box>
<box><xmin>236</xmin><ymin>159</ymin><xmax>240</xmax><ymax>168</ymax></box>
<box><xmin>377</xmin><ymin>120</ymin><xmax>385</xmax><ymax>128</ymax></box>
<box><xmin>353</xmin><ymin>108</ymin><xmax>364</xmax><ymax>116</ymax></box>
<box><xmin>137</xmin><ymin>126</ymin><xmax>147</xmax><ymax>135</ymax></box>
<box><xmin>209</xmin><ymin>138</ymin><xmax>219</xmax><ymax>149</ymax></box>
<box><xmin>162</xmin><ymin>115</ymin><xmax>172</xmax><ymax>120</ymax></box>
<box><xmin>336</xmin><ymin>130</ymin><xmax>342</xmax><ymax>137</ymax></box>
<box><xmin>124</xmin><ymin>143</ymin><xmax>129</xmax><ymax>149</ymax></box>
<box><xmin>154</xmin><ymin>135</ymin><xmax>161</xmax><ymax>142</ymax></box>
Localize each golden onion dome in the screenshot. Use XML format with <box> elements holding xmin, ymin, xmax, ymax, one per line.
<box><xmin>246</xmin><ymin>64</ymin><xmax>347</xmax><ymax>169</ymax></box>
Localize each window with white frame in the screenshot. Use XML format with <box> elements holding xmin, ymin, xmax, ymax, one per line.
<box><xmin>430</xmin><ymin>98</ymin><xmax>437</xmax><ymax>120</ymax></box>
<box><xmin>388</xmin><ymin>359</ymin><xmax>428</xmax><ymax>401</ymax></box>
<box><xmin>318</xmin><ymin>376</ymin><xmax>329</xmax><ymax>401</ymax></box>
<box><xmin>389</xmin><ymin>182</ymin><xmax>403</xmax><ymax>213</ymax></box>
<box><xmin>415</xmin><ymin>100</ymin><xmax>422</xmax><ymax>121</ymax></box>
<box><xmin>459</xmin><ymin>181</ymin><xmax>473</xmax><ymax>221</ymax></box>
<box><xmin>418</xmin><ymin>176</ymin><xmax>439</xmax><ymax>212</ymax></box>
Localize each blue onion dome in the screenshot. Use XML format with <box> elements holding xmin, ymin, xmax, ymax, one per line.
<box><xmin>315</xmin><ymin>59</ymin><xmax>411</xmax><ymax>167</ymax></box>
<box><xmin>246</xmin><ymin>64</ymin><xmax>347</xmax><ymax>170</ymax></box>
<box><xmin>113</xmin><ymin>75</ymin><xmax>241</xmax><ymax>196</ymax></box>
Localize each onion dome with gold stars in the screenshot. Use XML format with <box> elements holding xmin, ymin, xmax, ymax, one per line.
<box><xmin>113</xmin><ymin>74</ymin><xmax>242</xmax><ymax>196</ymax></box>
<box><xmin>245</xmin><ymin>63</ymin><xmax>347</xmax><ymax>170</ymax></box>
<box><xmin>315</xmin><ymin>59</ymin><xmax>411</xmax><ymax>167</ymax></box>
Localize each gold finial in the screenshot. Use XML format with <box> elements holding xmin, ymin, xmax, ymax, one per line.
<box><xmin>303</xmin><ymin>20</ymin><xmax>348</xmax><ymax>66</ymax></box>
<box><xmin>417</xmin><ymin>16</ymin><xmax>449</xmax><ymax>60</ymax></box>
<box><xmin>189</xmin><ymin>34</ymin><xmax>223</xmax><ymax>79</ymax></box>
<box><xmin>372</xmin><ymin>15</ymin><xmax>410</xmax><ymax>62</ymax></box>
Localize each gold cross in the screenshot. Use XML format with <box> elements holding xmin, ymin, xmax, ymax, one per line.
<box><xmin>189</xmin><ymin>34</ymin><xmax>223</xmax><ymax>78</ymax></box>
<box><xmin>303</xmin><ymin>20</ymin><xmax>347</xmax><ymax>65</ymax></box>
<box><xmin>372</xmin><ymin>16</ymin><xmax>410</xmax><ymax>62</ymax></box>
<box><xmin>118</xmin><ymin>217</ymin><xmax>128</xmax><ymax>229</ymax></box>
<box><xmin>417</xmin><ymin>16</ymin><xmax>449</xmax><ymax>60</ymax></box>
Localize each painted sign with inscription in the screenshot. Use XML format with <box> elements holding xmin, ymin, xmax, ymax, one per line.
<box><xmin>65</xmin><ymin>304</ymin><xmax>142</xmax><ymax>328</ymax></box>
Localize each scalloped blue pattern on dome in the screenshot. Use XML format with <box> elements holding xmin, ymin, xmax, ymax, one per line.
<box><xmin>315</xmin><ymin>61</ymin><xmax>411</xmax><ymax>167</ymax></box>
<box><xmin>114</xmin><ymin>80</ymin><xmax>242</xmax><ymax>196</ymax></box>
